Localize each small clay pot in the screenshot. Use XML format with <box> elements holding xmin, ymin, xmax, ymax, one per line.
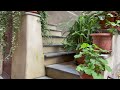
<box><xmin>81</xmin><ymin>73</ymin><xmax>93</xmax><ymax>79</ymax></box>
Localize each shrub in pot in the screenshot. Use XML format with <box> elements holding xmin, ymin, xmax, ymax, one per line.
<box><xmin>74</xmin><ymin>43</ymin><xmax>112</xmax><ymax>79</ymax></box>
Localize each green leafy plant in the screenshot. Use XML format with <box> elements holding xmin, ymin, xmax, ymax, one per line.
<box><xmin>74</xmin><ymin>43</ymin><xmax>112</xmax><ymax>79</ymax></box>
<box><xmin>93</xmin><ymin>11</ymin><xmax>118</xmax><ymax>34</ymax></box>
<box><xmin>63</xmin><ymin>13</ymin><xmax>100</xmax><ymax>51</ymax></box>
<box><xmin>106</xmin><ymin>20</ymin><xmax>120</xmax><ymax>34</ymax></box>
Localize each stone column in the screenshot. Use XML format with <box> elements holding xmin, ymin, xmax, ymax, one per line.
<box><xmin>104</xmin><ymin>35</ymin><xmax>120</xmax><ymax>79</ymax></box>
<box><xmin>11</xmin><ymin>12</ymin><xmax>45</xmax><ymax>79</ymax></box>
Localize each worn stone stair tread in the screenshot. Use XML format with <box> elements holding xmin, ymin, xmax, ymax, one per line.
<box><xmin>44</xmin><ymin>51</ymin><xmax>75</xmax><ymax>58</ymax></box>
<box><xmin>36</xmin><ymin>76</ymin><xmax>52</xmax><ymax>79</ymax></box>
<box><xmin>43</xmin><ymin>44</ymin><xmax>64</xmax><ymax>47</ymax></box>
<box><xmin>46</xmin><ymin>61</ymin><xmax>79</xmax><ymax>76</ymax></box>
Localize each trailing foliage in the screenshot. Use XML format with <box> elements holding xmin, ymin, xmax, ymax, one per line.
<box><xmin>0</xmin><ymin>11</ymin><xmax>48</xmax><ymax>62</ymax></box>
<box><xmin>38</xmin><ymin>11</ymin><xmax>49</xmax><ymax>37</ymax></box>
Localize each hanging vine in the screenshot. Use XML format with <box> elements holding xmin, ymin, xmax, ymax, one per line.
<box><xmin>0</xmin><ymin>11</ymin><xmax>48</xmax><ymax>62</ymax></box>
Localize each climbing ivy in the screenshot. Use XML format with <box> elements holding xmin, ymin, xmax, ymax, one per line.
<box><xmin>38</xmin><ymin>11</ymin><xmax>49</xmax><ymax>37</ymax></box>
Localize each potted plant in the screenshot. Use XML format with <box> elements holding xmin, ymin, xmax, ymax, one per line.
<box><xmin>90</xmin><ymin>11</ymin><xmax>119</xmax><ymax>52</ymax></box>
<box><xmin>74</xmin><ymin>43</ymin><xmax>112</xmax><ymax>79</ymax></box>
<box><xmin>63</xmin><ymin>13</ymin><xmax>100</xmax><ymax>65</ymax></box>
<box><xmin>96</xmin><ymin>11</ymin><xmax>118</xmax><ymax>29</ymax></box>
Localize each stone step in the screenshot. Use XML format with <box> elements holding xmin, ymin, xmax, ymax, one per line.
<box><xmin>62</xmin><ymin>31</ymin><xmax>70</xmax><ymax>37</ymax></box>
<box><xmin>44</xmin><ymin>51</ymin><xmax>75</xmax><ymax>58</ymax></box>
<box><xmin>46</xmin><ymin>61</ymin><xmax>80</xmax><ymax>79</ymax></box>
<box><xmin>49</xmin><ymin>29</ymin><xmax>62</xmax><ymax>37</ymax></box>
<box><xmin>43</xmin><ymin>44</ymin><xmax>65</xmax><ymax>53</ymax></box>
<box><xmin>44</xmin><ymin>51</ymin><xmax>75</xmax><ymax>66</ymax></box>
<box><xmin>42</xmin><ymin>36</ymin><xmax>66</xmax><ymax>45</ymax></box>
<box><xmin>47</xmin><ymin>24</ymin><xmax>57</xmax><ymax>30</ymax></box>
<box><xmin>44</xmin><ymin>55</ymin><xmax>74</xmax><ymax>66</ymax></box>
<box><xmin>35</xmin><ymin>76</ymin><xmax>52</xmax><ymax>79</ymax></box>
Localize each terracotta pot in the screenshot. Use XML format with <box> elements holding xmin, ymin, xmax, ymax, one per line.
<box><xmin>75</xmin><ymin>56</ymin><xmax>85</xmax><ymax>65</ymax></box>
<box><xmin>107</xmin><ymin>17</ymin><xmax>115</xmax><ymax>22</ymax></box>
<box><xmin>81</xmin><ymin>73</ymin><xmax>93</xmax><ymax>79</ymax></box>
<box><xmin>107</xmin><ymin>11</ymin><xmax>118</xmax><ymax>17</ymax></box>
<box><xmin>99</xmin><ymin>20</ymin><xmax>106</xmax><ymax>29</ymax></box>
<box><xmin>115</xmin><ymin>16</ymin><xmax>120</xmax><ymax>20</ymax></box>
<box><xmin>99</xmin><ymin>20</ymin><xmax>110</xmax><ymax>29</ymax></box>
<box><xmin>90</xmin><ymin>33</ymin><xmax>112</xmax><ymax>51</ymax></box>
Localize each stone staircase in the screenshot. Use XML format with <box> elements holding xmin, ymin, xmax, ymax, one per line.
<box><xmin>37</xmin><ymin>24</ymin><xmax>79</xmax><ymax>79</ymax></box>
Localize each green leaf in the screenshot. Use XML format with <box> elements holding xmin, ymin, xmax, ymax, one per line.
<box><xmin>74</xmin><ymin>52</ymin><xmax>83</xmax><ymax>59</ymax></box>
<box><xmin>110</xmin><ymin>22</ymin><xmax>117</xmax><ymax>26</ymax></box>
<box><xmin>96</xmin><ymin>74</ymin><xmax>104</xmax><ymax>79</ymax></box>
<box><xmin>92</xmin><ymin>44</ymin><xmax>99</xmax><ymax>48</ymax></box>
<box><xmin>99</xmin><ymin>58</ymin><xmax>108</xmax><ymax>64</ymax></box>
<box><xmin>92</xmin><ymin>71</ymin><xmax>98</xmax><ymax>79</ymax></box>
<box><xmin>90</xmin><ymin>59</ymin><xmax>96</xmax><ymax>64</ymax></box>
<box><xmin>81</xmin><ymin>43</ymin><xmax>89</xmax><ymax>49</ymax></box>
<box><xmin>105</xmin><ymin>65</ymin><xmax>112</xmax><ymax>72</ymax></box>
<box><xmin>107</xmin><ymin>13</ymin><xmax>114</xmax><ymax>17</ymax></box>
<box><xmin>98</xmin><ymin>15</ymin><xmax>105</xmax><ymax>20</ymax></box>
<box><xmin>92</xmin><ymin>72</ymin><xmax>104</xmax><ymax>79</ymax></box>
<box><xmin>76</xmin><ymin>65</ymin><xmax>84</xmax><ymax>71</ymax></box>
<box><xmin>84</xmin><ymin>68</ymin><xmax>92</xmax><ymax>75</ymax></box>
<box><xmin>117</xmin><ymin>20</ymin><xmax>120</xmax><ymax>24</ymax></box>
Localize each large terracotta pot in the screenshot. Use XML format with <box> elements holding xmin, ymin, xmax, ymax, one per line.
<box><xmin>90</xmin><ymin>33</ymin><xmax>112</xmax><ymax>51</ymax></box>
<box><xmin>99</xmin><ymin>20</ymin><xmax>107</xmax><ymax>29</ymax></box>
<box><xmin>81</xmin><ymin>73</ymin><xmax>93</xmax><ymax>79</ymax></box>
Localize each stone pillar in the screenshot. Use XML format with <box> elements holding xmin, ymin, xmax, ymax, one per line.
<box><xmin>11</xmin><ymin>12</ymin><xmax>45</xmax><ymax>79</ymax></box>
<box><xmin>0</xmin><ymin>48</ymin><xmax>3</xmax><ymax>75</ymax></box>
<box><xmin>104</xmin><ymin>35</ymin><xmax>120</xmax><ymax>79</ymax></box>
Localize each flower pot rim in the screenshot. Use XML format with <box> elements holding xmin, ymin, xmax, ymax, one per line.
<box><xmin>90</xmin><ymin>33</ymin><xmax>112</xmax><ymax>36</ymax></box>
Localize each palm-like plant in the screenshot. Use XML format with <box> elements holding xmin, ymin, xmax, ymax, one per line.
<box><xmin>63</xmin><ymin>14</ymin><xmax>100</xmax><ymax>51</ymax></box>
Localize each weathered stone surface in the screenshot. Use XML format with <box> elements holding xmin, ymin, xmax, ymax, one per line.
<box><xmin>43</xmin><ymin>45</ymin><xmax>64</xmax><ymax>53</ymax></box>
<box><xmin>46</xmin><ymin>61</ymin><xmax>80</xmax><ymax>79</ymax></box>
<box><xmin>11</xmin><ymin>12</ymin><xmax>45</xmax><ymax>79</ymax></box>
